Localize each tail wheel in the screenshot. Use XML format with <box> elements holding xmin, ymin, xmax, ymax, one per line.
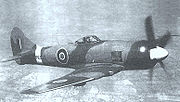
<box><xmin>56</xmin><ymin>48</ymin><xmax>69</xmax><ymax>64</ymax></box>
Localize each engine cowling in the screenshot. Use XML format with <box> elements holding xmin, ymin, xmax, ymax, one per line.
<box><xmin>125</xmin><ymin>40</ymin><xmax>157</xmax><ymax>69</ymax></box>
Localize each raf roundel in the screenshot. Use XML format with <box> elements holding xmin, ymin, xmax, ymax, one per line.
<box><xmin>56</xmin><ymin>48</ymin><xmax>69</xmax><ymax>64</ymax></box>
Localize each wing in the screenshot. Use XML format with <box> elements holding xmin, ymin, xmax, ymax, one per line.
<box><xmin>21</xmin><ymin>63</ymin><xmax>124</xmax><ymax>94</ymax></box>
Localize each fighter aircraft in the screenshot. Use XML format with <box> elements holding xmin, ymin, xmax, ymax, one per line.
<box><xmin>2</xmin><ymin>16</ymin><xmax>172</xmax><ymax>94</ymax></box>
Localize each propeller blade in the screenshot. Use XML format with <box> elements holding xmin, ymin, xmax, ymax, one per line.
<box><xmin>156</xmin><ymin>31</ymin><xmax>171</xmax><ymax>48</ymax></box>
<box><xmin>149</xmin><ymin>67</ymin><xmax>154</xmax><ymax>81</ymax></box>
<box><xmin>159</xmin><ymin>61</ymin><xmax>165</xmax><ymax>69</ymax></box>
<box><xmin>145</xmin><ymin>16</ymin><xmax>155</xmax><ymax>41</ymax></box>
<box><xmin>158</xmin><ymin>61</ymin><xmax>180</xmax><ymax>85</ymax></box>
<box><xmin>159</xmin><ymin>61</ymin><xmax>172</xmax><ymax>78</ymax></box>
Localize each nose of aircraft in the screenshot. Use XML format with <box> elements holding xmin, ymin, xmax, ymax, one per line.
<box><xmin>149</xmin><ymin>46</ymin><xmax>169</xmax><ymax>60</ymax></box>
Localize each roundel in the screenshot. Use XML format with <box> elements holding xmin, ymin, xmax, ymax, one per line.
<box><xmin>56</xmin><ymin>48</ymin><xmax>69</xmax><ymax>64</ymax></box>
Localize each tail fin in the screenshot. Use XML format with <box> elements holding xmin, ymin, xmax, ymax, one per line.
<box><xmin>10</xmin><ymin>27</ymin><xmax>36</xmax><ymax>64</ymax></box>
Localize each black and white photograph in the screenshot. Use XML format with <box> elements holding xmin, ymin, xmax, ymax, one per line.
<box><xmin>0</xmin><ymin>0</ymin><xmax>180</xmax><ymax>102</ymax></box>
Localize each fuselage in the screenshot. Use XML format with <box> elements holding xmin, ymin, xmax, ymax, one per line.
<box><xmin>35</xmin><ymin>39</ymin><xmax>157</xmax><ymax>70</ymax></box>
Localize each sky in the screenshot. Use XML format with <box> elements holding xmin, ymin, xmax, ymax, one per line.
<box><xmin>0</xmin><ymin>0</ymin><xmax>179</xmax><ymax>50</ymax></box>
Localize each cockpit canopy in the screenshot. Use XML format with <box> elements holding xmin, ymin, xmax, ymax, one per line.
<box><xmin>75</xmin><ymin>35</ymin><xmax>102</xmax><ymax>44</ymax></box>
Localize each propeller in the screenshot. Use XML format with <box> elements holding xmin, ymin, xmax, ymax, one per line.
<box><xmin>145</xmin><ymin>16</ymin><xmax>172</xmax><ymax>81</ymax></box>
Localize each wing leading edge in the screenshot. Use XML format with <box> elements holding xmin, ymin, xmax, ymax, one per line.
<box><xmin>21</xmin><ymin>63</ymin><xmax>124</xmax><ymax>94</ymax></box>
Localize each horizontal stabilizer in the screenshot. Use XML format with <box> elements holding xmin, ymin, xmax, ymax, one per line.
<box><xmin>1</xmin><ymin>50</ymin><xmax>32</xmax><ymax>63</ymax></box>
<box><xmin>1</xmin><ymin>56</ymin><xmax>21</xmax><ymax>62</ymax></box>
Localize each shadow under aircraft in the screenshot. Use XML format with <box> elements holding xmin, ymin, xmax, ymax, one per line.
<box><xmin>2</xmin><ymin>16</ymin><xmax>173</xmax><ymax>94</ymax></box>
